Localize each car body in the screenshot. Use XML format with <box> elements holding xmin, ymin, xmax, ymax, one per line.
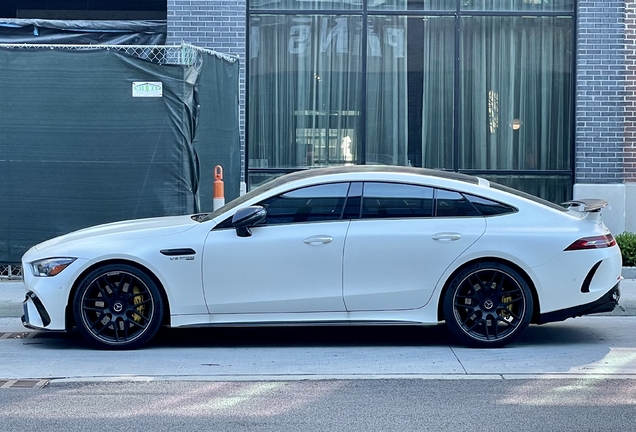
<box><xmin>21</xmin><ymin>166</ymin><xmax>622</xmax><ymax>349</ymax></box>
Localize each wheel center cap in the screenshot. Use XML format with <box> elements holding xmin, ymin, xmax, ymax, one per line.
<box><xmin>483</xmin><ymin>299</ymin><xmax>495</xmax><ymax>310</ymax></box>
<box><xmin>113</xmin><ymin>302</ymin><xmax>124</xmax><ymax>313</ymax></box>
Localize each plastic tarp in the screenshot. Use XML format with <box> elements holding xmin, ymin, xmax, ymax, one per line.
<box><xmin>0</xmin><ymin>19</ymin><xmax>166</xmax><ymax>45</ymax></box>
<box><xmin>0</xmin><ymin>45</ymin><xmax>240</xmax><ymax>263</ymax></box>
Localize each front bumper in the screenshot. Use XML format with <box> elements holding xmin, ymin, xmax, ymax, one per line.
<box><xmin>22</xmin><ymin>291</ymin><xmax>51</xmax><ymax>330</ymax></box>
<box><xmin>538</xmin><ymin>281</ymin><xmax>621</xmax><ymax>324</ymax></box>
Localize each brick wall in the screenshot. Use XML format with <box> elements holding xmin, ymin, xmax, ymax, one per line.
<box><xmin>167</xmin><ymin>0</ymin><xmax>246</xmax><ymax>180</ymax></box>
<box><xmin>576</xmin><ymin>1</ymin><xmax>626</xmax><ymax>183</ymax></box>
<box><xmin>626</xmin><ymin>1</ymin><xmax>636</xmax><ymax>181</ymax></box>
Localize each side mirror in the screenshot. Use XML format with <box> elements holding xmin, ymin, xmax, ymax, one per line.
<box><xmin>232</xmin><ymin>206</ymin><xmax>267</xmax><ymax>237</ymax></box>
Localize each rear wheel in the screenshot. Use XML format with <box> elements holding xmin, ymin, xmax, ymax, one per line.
<box><xmin>443</xmin><ymin>262</ymin><xmax>533</xmax><ymax>348</ymax></box>
<box><xmin>72</xmin><ymin>264</ymin><xmax>163</xmax><ymax>349</ymax></box>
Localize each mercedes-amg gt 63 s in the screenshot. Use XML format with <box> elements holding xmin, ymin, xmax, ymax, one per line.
<box><xmin>22</xmin><ymin>166</ymin><xmax>622</xmax><ymax>349</ymax></box>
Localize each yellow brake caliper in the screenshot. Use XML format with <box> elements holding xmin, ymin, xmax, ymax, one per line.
<box><xmin>500</xmin><ymin>295</ymin><xmax>514</xmax><ymax>321</ymax></box>
<box><xmin>132</xmin><ymin>286</ymin><xmax>145</xmax><ymax>324</ymax></box>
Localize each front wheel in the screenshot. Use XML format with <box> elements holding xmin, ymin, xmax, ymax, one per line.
<box><xmin>442</xmin><ymin>262</ymin><xmax>533</xmax><ymax>348</ymax></box>
<box><xmin>72</xmin><ymin>264</ymin><xmax>163</xmax><ymax>349</ymax></box>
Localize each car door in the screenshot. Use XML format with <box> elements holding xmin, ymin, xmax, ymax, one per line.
<box><xmin>202</xmin><ymin>182</ymin><xmax>351</xmax><ymax>314</ymax></box>
<box><xmin>343</xmin><ymin>182</ymin><xmax>486</xmax><ymax>311</ymax></box>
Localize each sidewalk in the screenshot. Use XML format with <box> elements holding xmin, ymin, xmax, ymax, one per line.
<box><xmin>2</xmin><ymin>279</ymin><xmax>636</xmax><ymax>382</ymax></box>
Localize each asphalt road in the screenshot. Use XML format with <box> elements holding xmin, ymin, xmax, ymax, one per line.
<box><xmin>0</xmin><ymin>379</ymin><xmax>635</xmax><ymax>432</ymax></box>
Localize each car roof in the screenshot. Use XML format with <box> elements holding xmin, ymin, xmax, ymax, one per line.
<box><xmin>267</xmin><ymin>165</ymin><xmax>481</xmax><ymax>187</ymax></box>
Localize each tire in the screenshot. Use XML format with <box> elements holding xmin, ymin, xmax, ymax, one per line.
<box><xmin>442</xmin><ymin>262</ymin><xmax>533</xmax><ymax>348</ymax></box>
<box><xmin>72</xmin><ymin>264</ymin><xmax>163</xmax><ymax>350</ymax></box>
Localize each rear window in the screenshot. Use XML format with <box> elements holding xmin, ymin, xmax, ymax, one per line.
<box><xmin>489</xmin><ymin>182</ymin><xmax>568</xmax><ymax>212</ymax></box>
<box><xmin>464</xmin><ymin>194</ymin><xmax>517</xmax><ymax>216</ymax></box>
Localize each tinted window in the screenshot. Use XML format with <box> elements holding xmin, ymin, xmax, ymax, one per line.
<box><xmin>435</xmin><ymin>190</ymin><xmax>481</xmax><ymax>217</ymax></box>
<box><xmin>259</xmin><ymin>183</ymin><xmax>349</xmax><ymax>225</ymax></box>
<box><xmin>489</xmin><ymin>181</ymin><xmax>567</xmax><ymax>212</ymax></box>
<box><xmin>464</xmin><ymin>194</ymin><xmax>516</xmax><ymax>216</ymax></box>
<box><xmin>361</xmin><ymin>183</ymin><xmax>434</xmax><ymax>219</ymax></box>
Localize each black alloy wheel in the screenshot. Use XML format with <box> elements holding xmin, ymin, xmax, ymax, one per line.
<box><xmin>73</xmin><ymin>264</ymin><xmax>163</xmax><ymax>349</ymax></box>
<box><xmin>443</xmin><ymin>262</ymin><xmax>533</xmax><ymax>348</ymax></box>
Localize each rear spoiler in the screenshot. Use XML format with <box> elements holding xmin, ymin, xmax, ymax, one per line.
<box><xmin>562</xmin><ymin>199</ymin><xmax>608</xmax><ymax>213</ymax></box>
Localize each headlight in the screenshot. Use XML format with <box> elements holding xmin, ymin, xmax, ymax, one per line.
<box><xmin>31</xmin><ymin>258</ymin><xmax>77</xmax><ymax>277</ymax></box>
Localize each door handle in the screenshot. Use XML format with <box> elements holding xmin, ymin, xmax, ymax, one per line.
<box><xmin>304</xmin><ymin>235</ymin><xmax>333</xmax><ymax>245</ymax></box>
<box><xmin>432</xmin><ymin>232</ymin><xmax>462</xmax><ymax>241</ymax></box>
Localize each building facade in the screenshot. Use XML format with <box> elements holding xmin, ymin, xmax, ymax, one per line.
<box><xmin>167</xmin><ymin>0</ymin><xmax>634</xmax><ymax>235</ymax></box>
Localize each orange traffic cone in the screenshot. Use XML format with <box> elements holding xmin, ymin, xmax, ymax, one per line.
<box><xmin>213</xmin><ymin>165</ymin><xmax>225</xmax><ymax>210</ymax></box>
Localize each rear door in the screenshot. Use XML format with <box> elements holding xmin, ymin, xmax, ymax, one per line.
<box><xmin>343</xmin><ymin>183</ymin><xmax>486</xmax><ymax>311</ymax></box>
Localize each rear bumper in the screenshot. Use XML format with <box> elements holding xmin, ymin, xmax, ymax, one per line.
<box><xmin>538</xmin><ymin>281</ymin><xmax>621</xmax><ymax>324</ymax></box>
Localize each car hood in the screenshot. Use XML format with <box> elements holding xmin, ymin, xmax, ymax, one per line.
<box><xmin>33</xmin><ymin>215</ymin><xmax>202</xmax><ymax>253</ymax></box>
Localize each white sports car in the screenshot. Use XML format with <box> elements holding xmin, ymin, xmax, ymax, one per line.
<box><xmin>21</xmin><ymin>166</ymin><xmax>622</xmax><ymax>349</ymax></box>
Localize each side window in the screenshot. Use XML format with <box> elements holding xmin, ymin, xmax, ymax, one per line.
<box><xmin>435</xmin><ymin>189</ymin><xmax>481</xmax><ymax>217</ymax></box>
<box><xmin>259</xmin><ymin>182</ymin><xmax>349</xmax><ymax>225</ymax></box>
<box><xmin>361</xmin><ymin>182</ymin><xmax>434</xmax><ymax>219</ymax></box>
<box><xmin>464</xmin><ymin>194</ymin><xmax>517</xmax><ymax>216</ymax></box>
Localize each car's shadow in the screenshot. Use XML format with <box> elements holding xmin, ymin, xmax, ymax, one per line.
<box><xmin>27</xmin><ymin>321</ymin><xmax>603</xmax><ymax>350</ymax></box>
<box><xmin>152</xmin><ymin>324</ymin><xmax>453</xmax><ymax>348</ymax></box>
<box><xmin>149</xmin><ymin>322</ymin><xmax>597</xmax><ymax>349</ymax></box>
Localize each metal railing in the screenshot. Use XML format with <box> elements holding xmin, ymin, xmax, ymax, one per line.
<box><xmin>0</xmin><ymin>264</ymin><xmax>22</xmax><ymax>280</ymax></box>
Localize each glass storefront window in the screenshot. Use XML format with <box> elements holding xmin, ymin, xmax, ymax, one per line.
<box><xmin>480</xmin><ymin>174</ymin><xmax>572</xmax><ymax>205</ymax></box>
<box><xmin>250</xmin><ymin>0</ymin><xmax>362</xmax><ymax>10</ymax></box>
<box><xmin>366</xmin><ymin>16</ymin><xmax>454</xmax><ymax>168</ymax></box>
<box><xmin>249</xmin><ymin>14</ymin><xmax>363</xmax><ymax>169</ymax></box>
<box><xmin>461</xmin><ymin>0</ymin><xmax>574</xmax><ymax>12</ymax></box>
<box><xmin>369</xmin><ymin>0</ymin><xmax>454</xmax><ymax>11</ymax></box>
<box><xmin>459</xmin><ymin>16</ymin><xmax>573</xmax><ymax>171</ymax></box>
<box><xmin>247</xmin><ymin>2</ymin><xmax>576</xmax><ymax>204</ymax></box>
<box><xmin>248</xmin><ymin>172</ymin><xmax>289</xmax><ymax>189</ymax></box>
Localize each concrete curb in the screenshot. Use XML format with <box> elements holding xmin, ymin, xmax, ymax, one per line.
<box><xmin>623</xmin><ymin>267</ymin><xmax>636</xmax><ymax>279</ymax></box>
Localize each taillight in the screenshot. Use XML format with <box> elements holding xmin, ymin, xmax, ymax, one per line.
<box><xmin>565</xmin><ymin>234</ymin><xmax>616</xmax><ymax>251</ymax></box>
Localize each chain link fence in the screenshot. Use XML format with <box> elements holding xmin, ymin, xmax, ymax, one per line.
<box><xmin>0</xmin><ymin>42</ymin><xmax>237</xmax><ymax>65</ymax></box>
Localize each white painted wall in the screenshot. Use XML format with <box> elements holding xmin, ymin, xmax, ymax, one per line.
<box><xmin>573</xmin><ymin>183</ymin><xmax>626</xmax><ymax>235</ymax></box>
<box><xmin>626</xmin><ymin>183</ymin><xmax>636</xmax><ymax>233</ymax></box>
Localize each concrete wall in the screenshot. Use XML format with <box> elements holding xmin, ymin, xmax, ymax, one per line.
<box><xmin>574</xmin><ymin>184</ymin><xmax>626</xmax><ymax>234</ymax></box>
<box><xmin>627</xmin><ymin>183</ymin><xmax>636</xmax><ymax>232</ymax></box>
